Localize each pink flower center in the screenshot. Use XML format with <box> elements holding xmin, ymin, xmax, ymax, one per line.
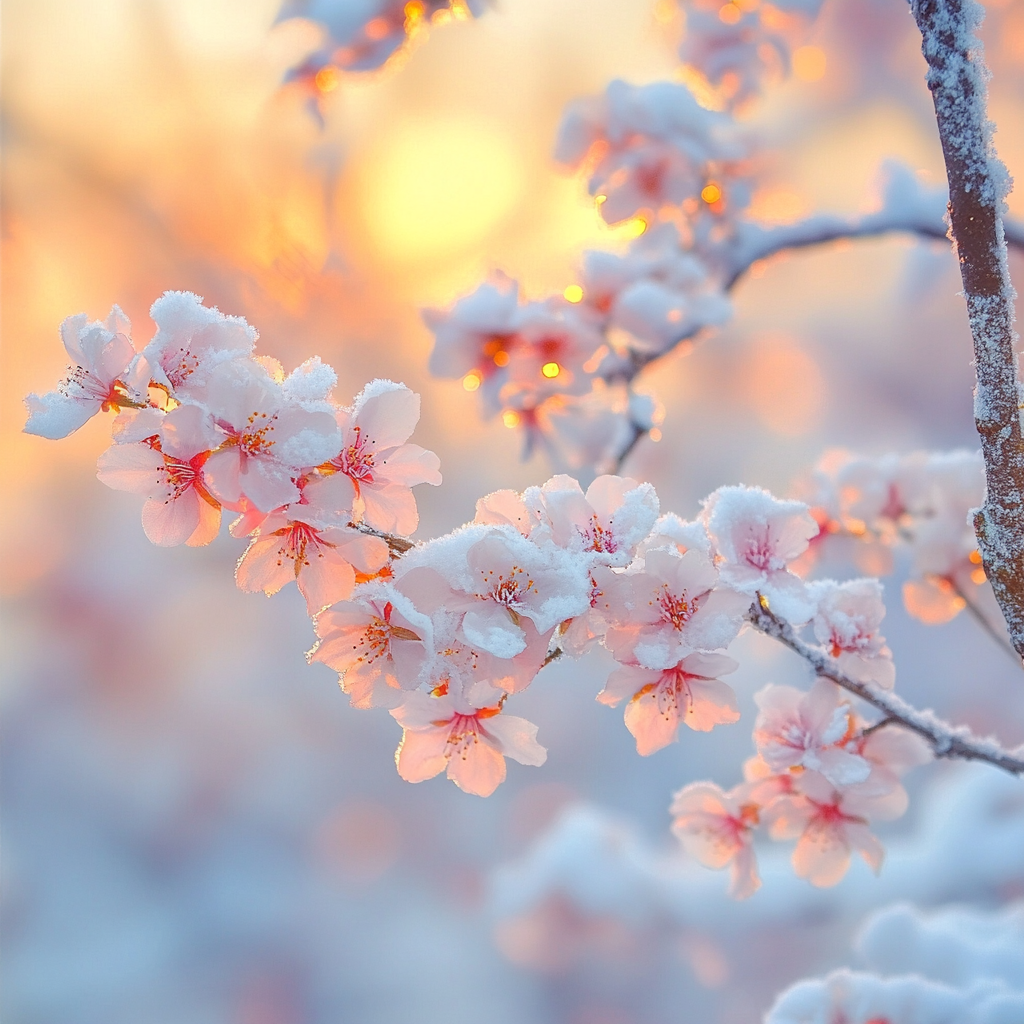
<box><xmin>442</xmin><ymin>712</ymin><xmax>485</xmax><ymax>759</ymax></box>
<box><xmin>480</xmin><ymin>565</ymin><xmax>537</xmax><ymax>609</ymax></box>
<box><xmin>164</xmin><ymin>347</ymin><xmax>200</xmax><ymax>389</ymax></box>
<box><xmin>650</xmin><ymin>667</ymin><xmax>696</xmax><ymax>719</ymax></box>
<box><xmin>272</xmin><ymin>521</ymin><xmax>325</xmax><ymax>575</ymax></box>
<box><xmin>658</xmin><ymin>585</ymin><xmax>697</xmax><ymax>630</ymax></box>
<box><xmin>338</xmin><ymin>426</ymin><xmax>375</xmax><ymax>483</ymax></box>
<box><xmin>579</xmin><ymin>515</ymin><xmax>618</xmax><ymax>554</ymax></box>
<box><xmin>742</xmin><ymin>527</ymin><xmax>777</xmax><ymax>572</ymax></box>
<box><xmin>159</xmin><ymin>457</ymin><xmax>198</xmax><ymax>500</ymax></box>
<box><xmin>60</xmin><ymin>366</ymin><xmax>124</xmax><ymax>408</ymax></box>
<box><xmin>240</xmin><ymin>411</ymin><xmax>277</xmax><ymax>456</ymax></box>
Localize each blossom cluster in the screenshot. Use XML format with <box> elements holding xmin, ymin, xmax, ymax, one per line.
<box><xmin>797</xmin><ymin>449</ymin><xmax>988</xmax><ymax>625</ymax></box>
<box><xmin>24</xmin><ymin>291</ymin><xmax>442</xmax><ymax>615</ymax></box>
<box><xmin>25</xmin><ymin>295</ymin><xmax>953</xmax><ymax>890</ymax></box>
<box><xmin>423</xmin><ymin>3</ymin><xmax>830</xmax><ymax>472</ymax></box>
<box><xmin>279</xmin><ymin>0</ymin><xmax>485</xmax><ymax>120</ymax></box>
<box><xmin>677</xmin><ymin>0</ymin><xmax>826</xmax><ymax>110</ymax></box>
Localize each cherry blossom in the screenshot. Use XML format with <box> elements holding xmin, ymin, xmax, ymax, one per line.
<box><xmin>678</xmin><ymin>0</ymin><xmax>824</xmax><ymax>110</ymax></box>
<box><xmin>235</xmin><ymin>510</ymin><xmax>389</xmax><ymax>616</ymax></box>
<box><xmin>764</xmin><ymin>769</ymin><xmax>889</xmax><ymax>887</ymax></box>
<box><xmin>555</xmin><ymin>79</ymin><xmax>741</xmax><ymax>225</ymax></box>
<box><xmin>202</xmin><ymin>360</ymin><xmax>341</xmax><ymax>513</ymax></box>
<box><xmin>526</xmin><ymin>474</ymin><xmax>660</xmax><ymax>567</ymax></box>
<box><xmin>809</xmin><ymin>578</ymin><xmax>896</xmax><ymax>689</ymax></box>
<box><xmin>599</xmin><ymin>652</ymin><xmax>740</xmax><ymax>755</ymax></box>
<box><xmin>25</xmin><ymin>306</ymin><xmax>141</xmax><ymax>439</ymax></box>
<box><xmin>424</xmin><ymin>274</ymin><xmax>522</xmax><ymax>415</ymax></box>
<box><xmin>703</xmin><ymin>485</ymin><xmax>819</xmax><ymax>622</ymax></box>
<box><xmin>603</xmin><ymin>546</ymin><xmax>748</xmax><ymax>668</ymax></box>
<box><xmin>391</xmin><ymin>683</ymin><xmax>546</xmax><ymax>797</ymax></box>
<box><xmin>670</xmin><ymin>781</ymin><xmax>761</xmax><ymax>899</ymax></box>
<box><xmin>136</xmin><ymin>291</ymin><xmax>256</xmax><ymax>401</ymax></box>
<box><xmin>430</xmin><ymin>526</ymin><xmax>589</xmax><ymax>659</ymax></box>
<box><xmin>323</xmin><ymin>380</ymin><xmax>442</xmax><ymax>535</ymax></box>
<box><xmin>852</xmin><ymin>724</ymin><xmax>932</xmax><ymax>810</ymax></box>
<box><xmin>753</xmin><ymin>679</ymin><xmax>870</xmax><ymax>786</ymax></box>
<box><xmin>309</xmin><ymin>583</ymin><xmax>434</xmax><ymax>708</ymax></box>
<box><xmin>96</xmin><ymin>402</ymin><xmax>223</xmax><ymax>547</ymax></box>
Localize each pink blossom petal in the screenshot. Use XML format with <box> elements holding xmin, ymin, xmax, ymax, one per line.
<box><xmin>484</xmin><ymin>715</ymin><xmax>547</xmax><ymax>766</ymax></box>
<box><xmin>141</xmin><ymin>492</ymin><xmax>202</xmax><ymax>547</ymax></box>
<box><xmin>353</xmin><ymin>382</ymin><xmax>421</xmax><ymax>449</ymax></box>
<box><xmin>361</xmin><ymin>481</ymin><xmax>419</xmax><ymax>535</ymax></box>
<box><xmin>96</xmin><ymin>443</ymin><xmax>165</xmax><ymax>494</ymax></box>
<box><xmin>378</xmin><ymin>444</ymin><xmax>442</xmax><ymax>486</ymax></box>
<box><xmin>395</xmin><ymin>728</ymin><xmax>449</xmax><ymax>783</ymax></box>
<box><xmin>446</xmin><ymin>738</ymin><xmax>507</xmax><ymax>797</ymax></box>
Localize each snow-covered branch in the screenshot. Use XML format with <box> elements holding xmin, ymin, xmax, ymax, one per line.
<box><xmin>748</xmin><ymin>599</ymin><xmax>1024</xmax><ymax>776</ymax></box>
<box><xmin>723</xmin><ymin>209</ymin><xmax>1024</xmax><ymax>291</ymax></box>
<box><xmin>910</xmin><ymin>0</ymin><xmax>1024</xmax><ymax>662</ymax></box>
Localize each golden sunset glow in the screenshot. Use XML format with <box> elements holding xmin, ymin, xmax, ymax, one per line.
<box><xmin>356</xmin><ymin>118</ymin><xmax>524</xmax><ymax>263</ymax></box>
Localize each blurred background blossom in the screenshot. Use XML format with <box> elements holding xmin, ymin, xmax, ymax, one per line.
<box><xmin>2</xmin><ymin>1</ymin><xmax>1024</xmax><ymax>1022</ymax></box>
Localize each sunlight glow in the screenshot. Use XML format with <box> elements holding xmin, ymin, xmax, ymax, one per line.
<box><xmin>563</xmin><ymin>284</ymin><xmax>584</xmax><ymax>303</ymax></box>
<box><xmin>357</xmin><ymin>119</ymin><xmax>523</xmax><ymax>262</ymax></box>
<box><xmin>541</xmin><ymin>362</ymin><xmax>560</xmax><ymax>378</ymax></box>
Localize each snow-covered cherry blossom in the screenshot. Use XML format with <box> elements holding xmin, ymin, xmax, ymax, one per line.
<box><xmin>424</xmin><ymin>274</ymin><xmax>522</xmax><ymax>415</ymax></box>
<box><xmin>851</xmin><ymin>724</ymin><xmax>932</xmax><ymax>811</ymax></box>
<box><xmin>670</xmin><ymin>780</ymin><xmax>761</xmax><ymax>899</ymax></box>
<box><xmin>810</xmin><ymin>578</ymin><xmax>895</xmax><ymax>688</ymax></box>
<box><xmin>391</xmin><ymin>682</ymin><xmax>546</xmax><ymax>797</ymax></box>
<box><xmin>235</xmin><ymin>510</ymin><xmax>389</xmax><ymax>616</ymax></box>
<box><xmin>323</xmin><ymin>380</ymin><xmax>441</xmax><ymax>535</ymax></box>
<box><xmin>309</xmin><ymin>583</ymin><xmax>434</xmax><ymax>708</ymax></box>
<box><xmin>753</xmin><ymin>679</ymin><xmax>870</xmax><ymax>786</ymax></box>
<box><xmin>903</xmin><ymin>450</ymin><xmax>987</xmax><ymax>624</ymax></box>
<box><xmin>431</xmin><ymin>526</ymin><xmax>589</xmax><ymax>659</ymax></box>
<box><xmin>678</xmin><ymin>0</ymin><xmax>824</xmax><ymax>110</ymax></box>
<box><xmin>703</xmin><ymin>484</ymin><xmax>819</xmax><ymax>622</ymax></box>
<box><xmin>603</xmin><ymin>546</ymin><xmax>748</xmax><ymax>668</ymax></box>
<box><xmin>599</xmin><ymin>652</ymin><xmax>740</xmax><ymax>755</ymax></box>
<box><xmin>136</xmin><ymin>291</ymin><xmax>256</xmax><ymax>401</ymax></box>
<box><xmin>25</xmin><ymin>306</ymin><xmax>142</xmax><ymax>439</ymax></box>
<box><xmin>764</xmin><ymin>769</ymin><xmax>888</xmax><ymax>887</ymax></box>
<box><xmin>202</xmin><ymin>360</ymin><xmax>341</xmax><ymax>513</ymax></box>
<box><xmin>555</xmin><ymin>79</ymin><xmax>741</xmax><ymax>225</ymax></box>
<box><xmin>526</xmin><ymin>474</ymin><xmax>660</xmax><ymax>567</ymax></box>
<box><xmin>96</xmin><ymin>402</ymin><xmax>224</xmax><ymax>547</ymax></box>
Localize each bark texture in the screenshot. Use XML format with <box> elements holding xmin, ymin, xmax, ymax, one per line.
<box><xmin>911</xmin><ymin>0</ymin><xmax>1024</xmax><ymax>661</ymax></box>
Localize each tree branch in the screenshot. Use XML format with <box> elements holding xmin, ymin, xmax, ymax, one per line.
<box><xmin>608</xmin><ymin>203</ymin><xmax>1024</xmax><ymax>470</ymax></box>
<box><xmin>747</xmin><ymin>599</ymin><xmax>1024</xmax><ymax>775</ymax></box>
<box><xmin>910</xmin><ymin>0</ymin><xmax>1024</xmax><ymax>662</ymax></box>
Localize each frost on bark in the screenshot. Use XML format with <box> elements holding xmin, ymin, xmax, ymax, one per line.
<box><xmin>911</xmin><ymin>0</ymin><xmax>1024</xmax><ymax>662</ymax></box>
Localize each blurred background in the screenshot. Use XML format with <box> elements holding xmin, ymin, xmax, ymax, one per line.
<box><xmin>2</xmin><ymin>1</ymin><xmax>1024</xmax><ymax>1022</ymax></box>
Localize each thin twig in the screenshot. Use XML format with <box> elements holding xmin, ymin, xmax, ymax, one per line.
<box><xmin>542</xmin><ymin>647</ymin><xmax>564</xmax><ymax>668</ymax></box>
<box><xmin>747</xmin><ymin>599</ymin><xmax>1024</xmax><ymax>775</ymax></box>
<box><xmin>353</xmin><ymin>523</ymin><xmax>414</xmax><ymax>554</ymax></box>
<box><xmin>862</xmin><ymin>717</ymin><xmax>896</xmax><ymax>737</ymax></box>
<box><xmin>950</xmin><ymin>578</ymin><xmax>1023</xmax><ymax>668</ymax></box>
<box><xmin>609</xmin><ymin>205</ymin><xmax>1024</xmax><ymax>471</ymax></box>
